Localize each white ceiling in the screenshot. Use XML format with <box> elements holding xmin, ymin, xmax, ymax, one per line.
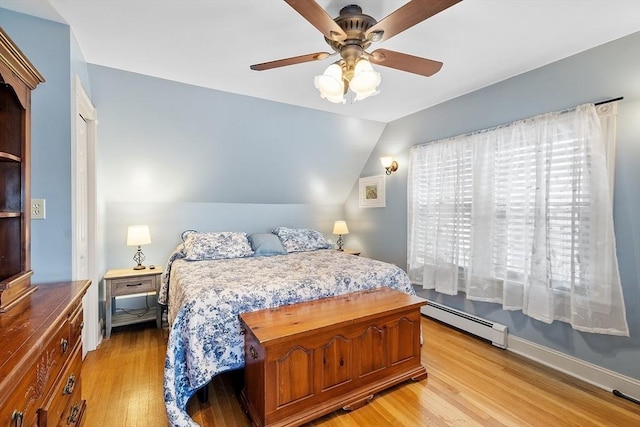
<box><xmin>2</xmin><ymin>0</ymin><xmax>639</xmax><ymax>123</ymax></box>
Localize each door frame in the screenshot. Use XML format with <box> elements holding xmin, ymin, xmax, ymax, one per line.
<box><xmin>72</xmin><ymin>75</ymin><xmax>99</xmax><ymax>355</ymax></box>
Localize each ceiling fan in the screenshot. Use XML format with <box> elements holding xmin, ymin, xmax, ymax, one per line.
<box><xmin>250</xmin><ymin>0</ymin><xmax>462</xmax><ymax>103</ymax></box>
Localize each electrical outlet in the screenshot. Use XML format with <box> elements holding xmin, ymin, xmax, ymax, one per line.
<box><xmin>31</xmin><ymin>199</ymin><xmax>46</xmax><ymax>220</ymax></box>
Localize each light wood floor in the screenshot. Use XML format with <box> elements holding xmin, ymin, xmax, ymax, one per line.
<box><xmin>82</xmin><ymin>317</ymin><xmax>640</xmax><ymax>426</ymax></box>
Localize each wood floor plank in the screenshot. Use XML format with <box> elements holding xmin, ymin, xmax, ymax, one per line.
<box><xmin>82</xmin><ymin>317</ymin><xmax>640</xmax><ymax>426</ymax></box>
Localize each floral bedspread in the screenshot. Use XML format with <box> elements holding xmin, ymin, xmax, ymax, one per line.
<box><xmin>160</xmin><ymin>249</ymin><xmax>415</xmax><ymax>427</ymax></box>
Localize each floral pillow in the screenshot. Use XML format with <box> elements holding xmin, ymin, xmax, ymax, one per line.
<box><xmin>271</xmin><ymin>227</ymin><xmax>331</xmax><ymax>253</ymax></box>
<box><xmin>182</xmin><ymin>231</ymin><xmax>254</xmax><ymax>261</ymax></box>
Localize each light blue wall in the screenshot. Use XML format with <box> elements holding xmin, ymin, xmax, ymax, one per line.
<box><xmin>88</xmin><ymin>65</ymin><xmax>384</xmax><ymax>206</ymax></box>
<box><xmin>104</xmin><ymin>202</ymin><xmax>342</xmax><ymax>269</ymax></box>
<box><xmin>0</xmin><ymin>10</ymin><xmax>74</xmax><ymax>282</ymax></box>
<box><xmin>347</xmin><ymin>32</ymin><xmax>640</xmax><ymax>380</ymax></box>
<box><xmin>70</xmin><ymin>29</ymin><xmax>91</xmax><ymax>97</ymax></box>
<box><xmin>86</xmin><ymin>64</ymin><xmax>385</xmax><ymax>273</ymax></box>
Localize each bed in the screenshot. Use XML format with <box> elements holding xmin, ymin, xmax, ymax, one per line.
<box><xmin>159</xmin><ymin>229</ymin><xmax>417</xmax><ymax>427</ymax></box>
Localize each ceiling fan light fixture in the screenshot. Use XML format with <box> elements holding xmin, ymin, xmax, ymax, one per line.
<box><xmin>252</xmin><ymin>1</ymin><xmax>458</xmax><ymax>104</ymax></box>
<box><xmin>349</xmin><ymin>58</ymin><xmax>381</xmax><ymax>101</ymax></box>
<box><xmin>314</xmin><ymin>63</ymin><xmax>345</xmax><ymax>101</ymax></box>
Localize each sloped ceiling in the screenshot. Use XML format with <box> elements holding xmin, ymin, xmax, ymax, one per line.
<box><xmin>1</xmin><ymin>0</ymin><xmax>639</xmax><ymax>123</ymax></box>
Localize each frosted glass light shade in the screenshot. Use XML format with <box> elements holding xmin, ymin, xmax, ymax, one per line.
<box><xmin>127</xmin><ymin>225</ymin><xmax>151</xmax><ymax>246</ymax></box>
<box><xmin>380</xmin><ymin>156</ymin><xmax>399</xmax><ymax>175</ymax></box>
<box><xmin>324</xmin><ymin>93</ymin><xmax>347</xmax><ymax>104</ymax></box>
<box><xmin>350</xmin><ymin>59</ymin><xmax>380</xmax><ymax>101</ymax></box>
<box><xmin>314</xmin><ymin>63</ymin><xmax>345</xmax><ymax>103</ymax></box>
<box><xmin>380</xmin><ymin>157</ymin><xmax>394</xmax><ymax>168</ymax></box>
<box><xmin>332</xmin><ymin>220</ymin><xmax>349</xmax><ymax>235</ymax></box>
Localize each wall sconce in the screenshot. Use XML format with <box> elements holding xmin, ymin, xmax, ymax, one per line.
<box><xmin>126</xmin><ymin>224</ymin><xmax>151</xmax><ymax>270</ymax></box>
<box><xmin>380</xmin><ymin>156</ymin><xmax>398</xmax><ymax>175</ymax></box>
<box><xmin>332</xmin><ymin>220</ymin><xmax>349</xmax><ymax>251</ymax></box>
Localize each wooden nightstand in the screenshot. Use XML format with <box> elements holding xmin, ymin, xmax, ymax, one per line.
<box><xmin>104</xmin><ymin>267</ymin><xmax>163</xmax><ymax>338</ymax></box>
<box><xmin>339</xmin><ymin>249</ymin><xmax>361</xmax><ymax>256</ymax></box>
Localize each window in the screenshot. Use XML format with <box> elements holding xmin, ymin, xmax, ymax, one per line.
<box><xmin>408</xmin><ymin>103</ymin><xmax>628</xmax><ymax>336</ymax></box>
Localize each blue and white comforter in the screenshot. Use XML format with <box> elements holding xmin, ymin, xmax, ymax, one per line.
<box><xmin>160</xmin><ymin>249</ymin><xmax>415</xmax><ymax>426</ymax></box>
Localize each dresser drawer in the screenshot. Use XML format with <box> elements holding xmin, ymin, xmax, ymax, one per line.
<box><xmin>0</xmin><ymin>317</ymin><xmax>71</xmax><ymax>427</ymax></box>
<box><xmin>68</xmin><ymin>301</ymin><xmax>83</xmax><ymax>351</ymax></box>
<box><xmin>0</xmin><ymin>281</ymin><xmax>90</xmax><ymax>427</ymax></box>
<box><xmin>0</xmin><ymin>383</ymin><xmax>39</xmax><ymax>427</ymax></box>
<box><xmin>111</xmin><ymin>276</ymin><xmax>155</xmax><ymax>296</ymax></box>
<box><xmin>39</xmin><ymin>344</ymin><xmax>84</xmax><ymax>427</ymax></box>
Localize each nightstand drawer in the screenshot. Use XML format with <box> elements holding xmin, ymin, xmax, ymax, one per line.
<box><xmin>112</xmin><ymin>276</ymin><xmax>156</xmax><ymax>296</ymax></box>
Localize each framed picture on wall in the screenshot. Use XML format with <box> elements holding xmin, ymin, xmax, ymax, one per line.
<box><xmin>359</xmin><ymin>175</ymin><xmax>385</xmax><ymax>208</ymax></box>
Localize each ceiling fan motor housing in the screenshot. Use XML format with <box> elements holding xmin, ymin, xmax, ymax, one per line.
<box><xmin>326</xmin><ymin>5</ymin><xmax>377</xmax><ymax>53</ymax></box>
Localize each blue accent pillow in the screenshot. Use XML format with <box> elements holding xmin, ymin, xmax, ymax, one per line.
<box><xmin>248</xmin><ymin>233</ymin><xmax>287</xmax><ymax>257</ymax></box>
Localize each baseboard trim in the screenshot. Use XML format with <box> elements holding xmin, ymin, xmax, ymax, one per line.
<box><xmin>508</xmin><ymin>335</ymin><xmax>640</xmax><ymax>402</ymax></box>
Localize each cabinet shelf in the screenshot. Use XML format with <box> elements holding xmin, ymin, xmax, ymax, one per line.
<box><xmin>0</xmin><ymin>152</ymin><xmax>21</xmax><ymax>162</ymax></box>
<box><xmin>0</xmin><ymin>212</ymin><xmax>21</xmax><ymax>218</ymax></box>
<box><xmin>111</xmin><ymin>309</ymin><xmax>157</xmax><ymax>328</ymax></box>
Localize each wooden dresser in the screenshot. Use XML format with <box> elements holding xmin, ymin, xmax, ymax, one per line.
<box><xmin>0</xmin><ymin>280</ymin><xmax>90</xmax><ymax>427</ymax></box>
<box><xmin>239</xmin><ymin>287</ymin><xmax>427</xmax><ymax>427</ymax></box>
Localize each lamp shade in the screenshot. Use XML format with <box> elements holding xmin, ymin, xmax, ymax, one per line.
<box><xmin>332</xmin><ymin>220</ymin><xmax>349</xmax><ymax>235</ymax></box>
<box><xmin>127</xmin><ymin>225</ymin><xmax>151</xmax><ymax>246</ymax></box>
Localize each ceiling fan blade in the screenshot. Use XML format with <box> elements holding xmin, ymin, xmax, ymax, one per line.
<box><xmin>250</xmin><ymin>52</ymin><xmax>331</xmax><ymax>71</ymax></box>
<box><xmin>285</xmin><ymin>0</ymin><xmax>347</xmax><ymax>42</ymax></box>
<box><xmin>365</xmin><ymin>0</ymin><xmax>462</xmax><ymax>42</ymax></box>
<box><xmin>369</xmin><ymin>49</ymin><xmax>443</xmax><ymax>77</ymax></box>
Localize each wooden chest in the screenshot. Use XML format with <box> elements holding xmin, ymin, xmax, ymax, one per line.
<box><xmin>0</xmin><ymin>280</ymin><xmax>90</xmax><ymax>427</ymax></box>
<box><xmin>239</xmin><ymin>287</ymin><xmax>427</xmax><ymax>427</ymax></box>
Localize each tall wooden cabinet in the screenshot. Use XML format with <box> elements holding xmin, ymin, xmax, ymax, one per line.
<box><xmin>0</xmin><ymin>27</ymin><xmax>91</xmax><ymax>427</ymax></box>
<box><xmin>0</xmin><ymin>27</ymin><xmax>44</xmax><ymax>311</ymax></box>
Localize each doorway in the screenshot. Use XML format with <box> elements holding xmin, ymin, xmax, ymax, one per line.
<box><xmin>73</xmin><ymin>76</ymin><xmax>99</xmax><ymax>356</ymax></box>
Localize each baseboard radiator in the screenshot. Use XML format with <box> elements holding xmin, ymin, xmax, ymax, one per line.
<box><xmin>422</xmin><ymin>301</ymin><xmax>508</xmax><ymax>349</ymax></box>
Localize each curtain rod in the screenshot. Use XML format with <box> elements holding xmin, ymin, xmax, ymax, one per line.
<box><xmin>594</xmin><ymin>96</ymin><xmax>623</xmax><ymax>106</ymax></box>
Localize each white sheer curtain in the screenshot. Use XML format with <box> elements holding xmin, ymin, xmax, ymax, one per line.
<box><xmin>408</xmin><ymin>103</ymin><xmax>629</xmax><ymax>336</ymax></box>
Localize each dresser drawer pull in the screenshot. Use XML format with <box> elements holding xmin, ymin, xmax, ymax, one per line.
<box><xmin>249</xmin><ymin>345</ymin><xmax>258</xmax><ymax>360</ymax></box>
<box><xmin>11</xmin><ymin>410</ymin><xmax>24</xmax><ymax>427</ymax></box>
<box><xmin>126</xmin><ymin>282</ymin><xmax>143</xmax><ymax>287</ymax></box>
<box><xmin>63</xmin><ymin>374</ymin><xmax>76</xmax><ymax>395</ymax></box>
<box><xmin>66</xmin><ymin>404</ymin><xmax>80</xmax><ymax>425</ymax></box>
<box><xmin>61</xmin><ymin>338</ymin><xmax>69</xmax><ymax>353</ymax></box>
<box><xmin>80</xmin><ymin>321</ymin><xmax>84</xmax><ymax>330</ymax></box>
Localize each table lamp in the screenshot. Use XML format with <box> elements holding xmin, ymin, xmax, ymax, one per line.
<box><xmin>332</xmin><ymin>220</ymin><xmax>349</xmax><ymax>251</ymax></box>
<box><xmin>127</xmin><ymin>224</ymin><xmax>151</xmax><ymax>270</ymax></box>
